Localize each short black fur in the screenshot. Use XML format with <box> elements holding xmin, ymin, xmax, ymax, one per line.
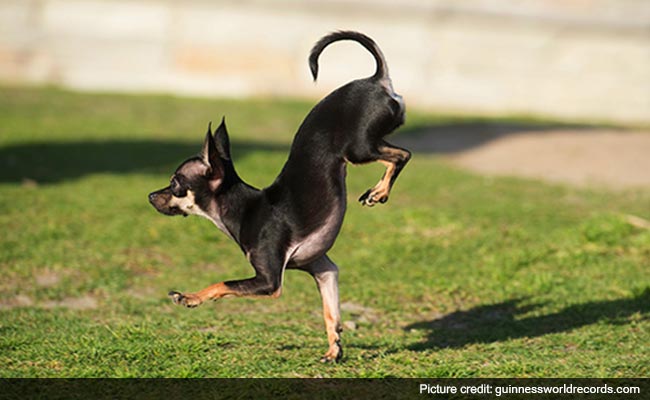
<box><xmin>148</xmin><ymin>31</ymin><xmax>410</xmax><ymax>362</ymax></box>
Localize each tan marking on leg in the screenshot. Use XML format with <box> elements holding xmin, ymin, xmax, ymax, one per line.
<box><xmin>375</xmin><ymin>159</ymin><xmax>396</xmax><ymax>194</ymax></box>
<box><xmin>321</xmin><ymin>302</ymin><xmax>342</xmax><ymax>362</ymax></box>
<box><xmin>169</xmin><ymin>282</ymin><xmax>229</xmax><ymax>307</ymax></box>
<box><xmin>361</xmin><ymin>160</ymin><xmax>395</xmax><ymax>206</ymax></box>
<box><xmin>360</xmin><ymin>144</ymin><xmax>410</xmax><ymax>207</ymax></box>
<box><xmin>315</xmin><ymin>268</ymin><xmax>342</xmax><ymax>362</ymax></box>
<box><xmin>194</xmin><ymin>282</ymin><xmax>230</xmax><ymax>301</ymax></box>
<box><xmin>299</xmin><ymin>256</ymin><xmax>343</xmax><ymax>362</ymax></box>
<box><xmin>169</xmin><ymin>280</ymin><xmax>284</xmax><ymax>308</ymax></box>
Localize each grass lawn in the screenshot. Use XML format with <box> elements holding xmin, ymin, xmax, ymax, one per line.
<box><xmin>0</xmin><ymin>85</ymin><xmax>648</xmax><ymax>377</ymax></box>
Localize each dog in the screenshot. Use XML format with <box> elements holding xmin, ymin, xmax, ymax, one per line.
<box><xmin>148</xmin><ymin>31</ymin><xmax>410</xmax><ymax>362</ymax></box>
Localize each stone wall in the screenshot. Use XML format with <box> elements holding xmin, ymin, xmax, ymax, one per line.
<box><xmin>1</xmin><ymin>0</ymin><xmax>648</xmax><ymax>123</ymax></box>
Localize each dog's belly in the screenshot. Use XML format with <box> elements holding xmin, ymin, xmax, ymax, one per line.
<box><xmin>283</xmin><ymin>161</ymin><xmax>348</xmax><ymax>267</ymax></box>
<box><xmin>289</xmin><ymin>204</ymin><xmax>345</xmax><ymax>266</ymax></box>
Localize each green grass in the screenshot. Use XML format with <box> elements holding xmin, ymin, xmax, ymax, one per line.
<box><xmin>0</xmin><ymin>85</ymin><xmax>649</xmax><ymax>377</ymax></box>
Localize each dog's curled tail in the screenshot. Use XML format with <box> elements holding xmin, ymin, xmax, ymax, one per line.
<box><xmin>309</xmin><ymin>31</ymin><xmax>388</xmax><ymax>82</ymax></box>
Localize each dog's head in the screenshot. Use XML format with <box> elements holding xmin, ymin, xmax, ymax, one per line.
<box><xmin>148</xmin><ymin>118</ymin><xmax>234</xmax><ymax>218</ymax></box>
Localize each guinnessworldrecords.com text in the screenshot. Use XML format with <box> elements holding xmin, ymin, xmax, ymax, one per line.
<box><xmin>419</xmin><ymin>383</ymin><xmax>641</xmax><ymax>397</ymax></box>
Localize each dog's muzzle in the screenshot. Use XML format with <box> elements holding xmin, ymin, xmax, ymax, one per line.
<box><xmin>148</xmin><ymin>188</ymin><xmax>187</xmax><ymax>217</ymax></box>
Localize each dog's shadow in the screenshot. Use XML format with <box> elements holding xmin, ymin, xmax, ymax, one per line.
<box><xmin>405</xmin><ymin>288</ymin><xmax>650</xmax><ymax>350</ymax></box>
<box><xmin>0</xmin><ymin>139</ymin><xmax>288</xmax><ymax>184</ymax></box>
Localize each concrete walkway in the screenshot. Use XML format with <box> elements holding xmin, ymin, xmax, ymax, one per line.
<box><xmin>395</xmin><ymin>128</ymin><xmax>650</xmax><ymax>189</ymax></box>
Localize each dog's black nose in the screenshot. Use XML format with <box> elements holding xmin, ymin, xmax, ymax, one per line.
<box><xmin>148</xmin><ymin>192</ymin><xmax>156</xmax><ymax>203</ymax></box>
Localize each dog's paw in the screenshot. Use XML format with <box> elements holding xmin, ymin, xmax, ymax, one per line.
<box><xmin>320</xmin><ymin>340</ymin><xmax>343</xmax><ymax>363</ymax></box>
<box><xmin>358</xmin><ymin>188</ymin><xmax>389</xmax><ymax>207</ymax></box>
<box><xmin>168</xmin><ymin>291</ymin><xmax>202</xmax><ymax>308</ymax></box>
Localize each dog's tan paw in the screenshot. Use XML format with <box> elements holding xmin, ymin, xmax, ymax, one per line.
<box><xmin>319</xmin><ymin>341</ymin><xmax>343</xmax><ymax>363</ymax></box>
<box><xmin>168</xmin><ymin>291</ymin><xmax>202</xmax><ymax>308</ymax></box>
<box><xmin>358</xmin><ymin>188</ymin><xmax>389</xmax><ymax>207</ymax></box>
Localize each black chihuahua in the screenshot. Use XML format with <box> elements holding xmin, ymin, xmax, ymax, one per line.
<box><xmin>149</xmin><ymin>31</ymin><xmax>410</xmax><ymax>362</ymax></box>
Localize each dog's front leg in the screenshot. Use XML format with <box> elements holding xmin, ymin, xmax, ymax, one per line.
<box><xmin>169</xmin><ymin>253</ymin><xmax>284</xmax><ymax>307</ymax></box>
<box><xmin>302</xmin><ymin>255</ymin><xmax>343</xmax><ymax>363</ymax></box>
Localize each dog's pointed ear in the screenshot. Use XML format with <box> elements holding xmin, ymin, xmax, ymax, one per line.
<box><xmin>201</xmin><ymin>121</ymin><xmax>223</xmax><ymax>180</ymax></box>
<box><xmin>214</xmin><ymin>116</ymin><xmax>231</xmax><ymax>160</ymax></box>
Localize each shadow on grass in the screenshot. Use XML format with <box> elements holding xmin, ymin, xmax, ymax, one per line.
<box><xmin>0</xmin><ymin>121</ymin><xmax>618</xmax><ymax>183</ymax></box>
<box><xmin>405</xmin><ymin>288</ymin><xmax>650</xmax><ymax>350</ymax></box>
<box><xmin>0</xmin><ymin>139</ymin><xmax>289</xmax><ymax>183</ymax></box>
<box><xmin>392</xmin><ymin>121</ymin><xmax>615</xmax><ymax>154</ymax></box>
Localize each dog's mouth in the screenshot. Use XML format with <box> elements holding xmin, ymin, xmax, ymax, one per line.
<box><xmin>159</xmin><ymin>206</ymin><xmax>188</xmax><ymax>217</ymax></box>
<box><xmin>173</xmin><ymin>206</ymin><xmax>189</xmax><ymax>217</ymax></box>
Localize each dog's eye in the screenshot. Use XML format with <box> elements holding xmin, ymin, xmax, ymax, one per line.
<box><xmin>170</xmin><ymin>178</ymin><xmax>187</xmax><ymax>198</ymax></box>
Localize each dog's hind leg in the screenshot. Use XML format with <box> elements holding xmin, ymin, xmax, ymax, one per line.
<box><xmin>357</xmin><ymin>141</ymin><xmax>411</xmax><ymax>207</ymax></box>
<box><xmin>299</xmin><ymin>255</ymin><xmax>342</xmax><ymax>363</ymax></box>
